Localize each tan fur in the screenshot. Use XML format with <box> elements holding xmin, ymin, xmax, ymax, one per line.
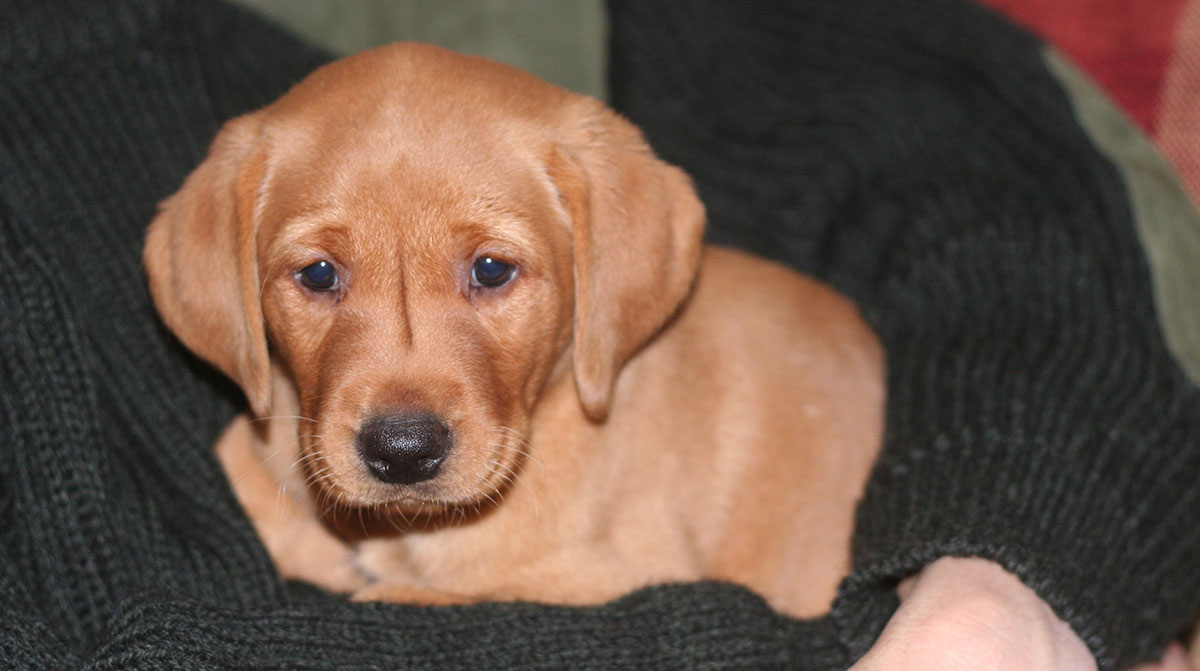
<box><xmin>145</xmin><ymin>43</ymin><xmax>885</xmax><ymax>617</ymax></box>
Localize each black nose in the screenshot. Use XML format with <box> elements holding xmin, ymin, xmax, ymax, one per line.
<box><xmin>357</xmin><ymin>413</ymin><xmax>451</xmax><ymax>484</ymax></box>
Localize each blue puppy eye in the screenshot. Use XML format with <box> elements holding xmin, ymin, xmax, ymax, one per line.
<box><xmin>471</xmin><ymin>256</ymin><xmax>516</xmax><ymax>288</ymax></box>
<box><xmin>298</xmin><ymin>260</ymin><xmax>338</xmax><ymax>291</ymax></box>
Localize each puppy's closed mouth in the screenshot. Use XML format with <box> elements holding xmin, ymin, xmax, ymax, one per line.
<box><xmin>299</xmin><ymin>417</ymin><xmax>529</xmax><ymax>518</ymax></box>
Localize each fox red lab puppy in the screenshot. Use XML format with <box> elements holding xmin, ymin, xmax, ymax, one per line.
<box><xmin>145</xmin><ymin>43</ymin><xmax>884</xmax><ymax>615</ymax></box>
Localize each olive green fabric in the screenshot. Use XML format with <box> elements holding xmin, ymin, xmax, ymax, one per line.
<box><xmin>231</xmin><ymin>0</ymin><xmax>607</xmax><ymax>98</ymax></box>
<box><xmin>1045</xmin><ymin>50</ymin><xmax>1200</xmax><ymax>385</ymax></box>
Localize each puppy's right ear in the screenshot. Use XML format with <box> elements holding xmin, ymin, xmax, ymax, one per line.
<box><xmin>144</xmin><ymin>115</ymin><xmax>272</xmax><ymax>417</ymax></box>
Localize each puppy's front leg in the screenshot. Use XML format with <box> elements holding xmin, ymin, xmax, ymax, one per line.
<box><xmin>352</xmin><ymin>582</ymin><xmax>481</xmax><ymax>606</ymax></box>
<box><xmin>215</xmin><ymin>415</ymin><xmax>368</xmax><ymax>593</ymax></box>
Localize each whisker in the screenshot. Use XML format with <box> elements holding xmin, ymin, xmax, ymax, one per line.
<box><xmin>249</xmin><ymin>414</ymin><xmax>318</xmax><ymax>424</ymax></box>
<box><xmin>299</xmin><ymin>391</ymin><xmax>339</xmax><ymax>405</ymax></box>
<box><xmin>490</xmin><ymin>428</ymin><xmax>545</xmax><ymax>527</ymax></box>
<box><xmin>395</xmin><ymin>504</ymin><xmax>413</xmax><ymax>529</ymax></box>
<box><xmin>383</xmin><ymin>510</ymin><xmax>406</xmax><ymax>534</ymax></box>
<box><xmin>303</xmin><ymin>465</ymin><xmax>335</xmax><ymax>491</ymax></box>
<box><xmin>497</xmin><ymin>426</ymin><xmax>545</xmax><ymax>479</ymax></box>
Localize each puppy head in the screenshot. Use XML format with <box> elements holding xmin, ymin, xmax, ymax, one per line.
<box><xmin>145</xmin><ymin>43</ymin><xmax>704</xmax><ymax>510</ymax></box>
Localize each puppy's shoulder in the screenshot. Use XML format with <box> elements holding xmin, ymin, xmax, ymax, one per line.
<box><xmin>689</xmin><ymin>245</ymin><xmax>872</xmax><ymax>339</ymax></box>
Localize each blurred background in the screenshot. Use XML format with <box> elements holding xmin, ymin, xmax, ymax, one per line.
<box><xmin>231</xmin><ymin>0</ymin><xmax>608</xmax><ymax>99</ymax></box>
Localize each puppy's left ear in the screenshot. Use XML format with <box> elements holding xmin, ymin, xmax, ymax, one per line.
<box><xmin>550</xmin><ymin>101</ymin><xmax>706</xmax><ymax>420</ymax></box>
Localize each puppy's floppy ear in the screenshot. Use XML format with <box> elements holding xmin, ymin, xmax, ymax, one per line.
<box><xmin>550</xmin><ymin>102</ymin><xmax>705</xmax><ymax>420</ymax></box>
<box><xmin>144</xmin><ymin>115</ymin><xmax>272</xmax><ymax>417</ymax></box>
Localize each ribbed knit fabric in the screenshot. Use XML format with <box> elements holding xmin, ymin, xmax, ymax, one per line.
<box><xmin>608</xmin><ymin>1</ymin><xmax>1200</xmax><ymax>668</ymax></box>
<box><xmin>1</xmin><ymin>0</ymin><xmax>1197</xmax><ymax>669</ymax></box>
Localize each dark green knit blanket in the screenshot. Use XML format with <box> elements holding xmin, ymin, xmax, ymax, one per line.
<box><xmin>1</xmin><ymin>0</ymin><xmax>1197</xmax><ymax>669</ymax></box>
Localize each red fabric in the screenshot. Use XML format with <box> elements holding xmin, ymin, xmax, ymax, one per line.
<box><xmin>981</xmin><ymin>0</ymin><xmax>1200</xmax><ymax>205</ymax></box>
<box><xmin>981</xmin><ymin>0</ymin><xmax>1187</xmax><ymax>131</ymax></box>
<box><xmin>1156</xmin><ymin>3</ymin><xmax>1200</xmax><ymax>204</ymax></box>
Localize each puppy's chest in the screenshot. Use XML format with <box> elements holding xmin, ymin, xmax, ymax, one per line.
<box><xmin>350</xmin><ymin>506</ymin><xmax>558</xmax><ymax>592</ymax></box>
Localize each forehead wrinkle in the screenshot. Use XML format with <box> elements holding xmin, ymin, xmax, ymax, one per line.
<box><xmin>446</xmin><ymin>220</ymin><xmax>535</xmax><ymax>262</ymax></box>
<box><xmin>260</xmin><ymin>212</ymin><xmax>355</xmax><ymax>282</ymax></box>
<box><xmin>269</xmin><ymin>214</ymin><xmax>352</xmax><ymax>252</ymax></box>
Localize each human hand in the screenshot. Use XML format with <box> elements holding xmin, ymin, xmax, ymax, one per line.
<box><xmin>848</xmin><ymin>556</ymin><xmax>1192</xmax><ymax>671</ymax></box>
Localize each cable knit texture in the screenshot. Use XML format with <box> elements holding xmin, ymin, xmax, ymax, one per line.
<box><xmin>1</xmin><ymin>0</ymin><xmax>1197</xmax><ymax>669</ymax></box>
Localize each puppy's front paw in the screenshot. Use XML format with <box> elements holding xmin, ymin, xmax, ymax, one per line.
<box><xmin>298</xmin><ymin>557</ymin><xmax>371</xmax><ymax>594</ymax></box>
<box><xmin>352</xmin><ymin>582</ymin><xmax>480</xmax><ymax>606</ymax></box>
